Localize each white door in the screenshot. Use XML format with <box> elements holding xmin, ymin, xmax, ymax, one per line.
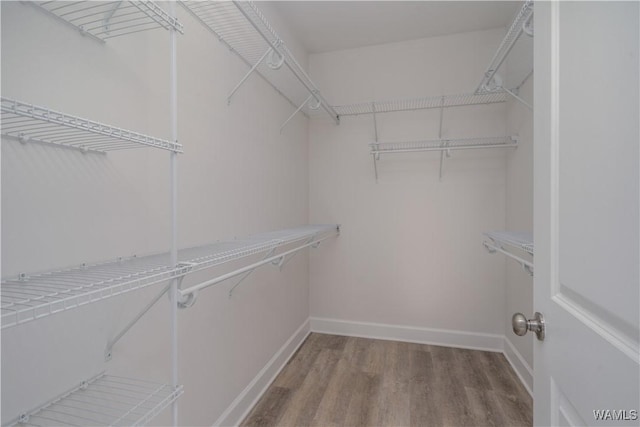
<box><xmin>533</xmin><ymin>1</ymin><xmax>639</xmax><ymax>425</ymax></box>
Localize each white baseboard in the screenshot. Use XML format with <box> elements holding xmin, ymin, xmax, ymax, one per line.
<box><xmin>503</xmin><ymin>337</ymin><xmax>534</xmax><ymax>397</ymax></box>
<box><xmin>309</xmin><ymin>317</ymin><xmax>504</xmax><ymax>352</ymax></box>
<box><xmin>213</xmin><ymin>319</ymin><xmax>311</xmax><ymax>427</ymax></box>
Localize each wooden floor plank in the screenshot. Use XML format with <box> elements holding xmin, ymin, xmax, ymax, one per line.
<box><xmin>242</xmin><ymin>333</ymin><xmax>533</xmax><ymax>427</ymax></box>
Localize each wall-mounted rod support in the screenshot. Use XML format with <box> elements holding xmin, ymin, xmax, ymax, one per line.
<box><xmin>280</xmin><ymin>94</ymin><xmax>313</xmax><ymax>133</ymax></box>
<box><xmin>103</xmin><ymin>1</ymin><xmax>124</xmax><ymax>34</ymax></box>
<box><xmin>228</xmin><ymin>247</ymin><xmax>276</xmax><ymax>297</ymax></box>
<box><xmin>104</xmin><ymin>281</ymin><xmax>174</xmax><ymax>361</ymax></box>
<box><xmin>232</xmin><ymin>1</ymin><xmax>339</xmax><ymax>125</ymax></box>
<box><xmin>179</xmin><ymin>232</ymin><xmax>337</xmax><ymax>298</ymax></box>
<box><xmin>483</xmin><ymin>241</ymin><xmax>534</xmax><ymax>275</ymax></box>
<box><xmin>439</xmin><ymin>140</ymin><xmax>451</xmax><ymax>181</ymax></box>
<box><xmin>504</xmin><ymin>87</ymin><xmax>533</xmax><ymax>110</ymax></box>
<box><xmin>371</xmin><ymin>146</ymin><xmax>380</xmax><ymax>182</ymax></box>
<box><xmin>372</xmin><ymin>102</ymin><xmax>379</xmax><ymax>142</ymax></box>
<box><xmin>475</xmin><ymin>0</ymin><xmax>533</xmax><ymax>93</ymax></box>
<box><xmin>276</xmin><ymin>236</ymin><xmax>315</xmax><ymax>271</ymax></box>
<box><xmin>227</xmin><ymin>47</ymin><xmax>272</xmax><ymax>105</ymax></box>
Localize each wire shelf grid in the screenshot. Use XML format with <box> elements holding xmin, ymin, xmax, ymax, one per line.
<box><xmin>1</xmin><ymin>98</ymin><xmax>183</xmax><ymax>153</ymax></box>
<box><xmin>178</xmin><ymin>224</ymin><xmax>339</xmax><ymax>275</ymax></box>
<box><xmin>476</xmin><ymin>0</ymin><xmax>533</xmax><ymax>93</ymax></box>
<box><xmin>180</xmin><ymin>1</ymin><xmax>338</xmax><ymax>123</ymax></box>
<box><xmin>1</xmin><ymin>253</ymin><xmax>181</xmax><ymax>329</ymax></box>
<box><xmin>370</xmin><ymin>136</ymin><xmax>517</xmax><ymax>154</ymax></box>
<box><xmin>7</xmin><ymin>373</ymin><xmax>183</xmax><ymax>427</ymax></box>
<box><xmin>32</xmin><ymin>1</ymin><xmax>183</xmax><ymax>42</ymax></box>
<box><xmin>484</xmin><ymin>231</ymin><xmax>534</xmax><ymax>255</ymax></box>
<box><xmin>328</xmin><ymin>91</ymin><xmax>508</xmax><ymax>117</ymax></box>
<box><xmin>1</xmin><ymin>225</ymin><xmax>338</xmax><ymax>329</ymax></box>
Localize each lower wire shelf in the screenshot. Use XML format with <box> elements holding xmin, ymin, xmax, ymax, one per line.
<box><xmin>7</xmin><ymin>373</ymin><xmax>183</xmax><ymax>427</ymax></box>
<box><xmin>483</xmin><ymin>231</ymin><xmax>534</xmax><ymax>275</ymax></box>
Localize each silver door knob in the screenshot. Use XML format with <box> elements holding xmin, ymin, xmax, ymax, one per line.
<box><xmin>512</xmin><ymin>312</ymin><xmax>545</xmax><ymax>341</ymax></box>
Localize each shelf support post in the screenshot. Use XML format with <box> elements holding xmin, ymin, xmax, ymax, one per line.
<box><xmin>438</xmin><ymin>96</ymin><xmax>446</xmax><ymax>181</ymax></box>
<box><xmin>168</xmin><ymin>1</ymin><xmax>179</xmax><ymax>425</ymax></box>
<box><xmin>372</xmin><ymin>102</ymin><xmax>379</xmax><ymax>143</ymax></box>
<box><xmin>227</xmin><ymin>47</ymin><xmax>272</xmax><ymax>105</ymax></box>
<box><xmin>504</xmin><ymin>87</ymin><xmax>533</xmax><ymax>110</ymax></box>
<box><xmin>280</xmin><ymin>94</ymin><xmax>313</xmax><ymax>133</ymax></box>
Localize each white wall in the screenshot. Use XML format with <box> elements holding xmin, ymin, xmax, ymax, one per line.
<box><xmin>308</xmin><ymin>29</ymin><xmax>510</xmax><ymax>340</ymax></box>
<box><xmin>505</xmin><ymin>75</ymin><xmax>534</xmax><ymax>373</ymax></box>
<box><xmin>1</xmin><ymin>2</ymin><xmax>311</xmax><ymax>425</ymax></box>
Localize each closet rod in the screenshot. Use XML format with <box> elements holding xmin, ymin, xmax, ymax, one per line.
<box><xmin>178</xmin><ymin>230</ymin><xmax>338</xmax><ymax>299</ymax></box>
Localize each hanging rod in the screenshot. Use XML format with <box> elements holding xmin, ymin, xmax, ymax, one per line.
<box><xmin>0</xmin><ymin>97</ymin><xmax>183</xmax><ymax>153</ymax></box>
<box><xmin>30</xmin><ymin>1</ymin><xmax>183</xmax><ymax>43</ymax></box>
<box><xmin>476</xmin><ymin>0</ymin><xmax>534</xmax><ymax>94</ymax></box>
<box><xmin>369</xmin><ymin>136</ymin><xmax>517</xmax><ymax>181</ymax></box>
<box><xmin>180</xmin><ymin>1</ymin><xmax>339</xmax><ymax>129</ymax></box>
<box><xmin>483</xmin><ymin>231</ymin><xmax>534</xmax><ymax>275</ymax></box>
<box><xmin>178</xmin><ymin>225</ymin><xmax>339</xmax><ymax>300</ymax></box>
<box><xmin>370</xmin><ymin>136</ymin><xmax>517</xmax><ymax>155</ymax></box>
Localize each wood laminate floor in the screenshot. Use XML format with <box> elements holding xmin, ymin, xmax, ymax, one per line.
<box><xmin>241</xmin><ymin>333</ymin><xmax>532</xmax><ymax>427</ymax></box>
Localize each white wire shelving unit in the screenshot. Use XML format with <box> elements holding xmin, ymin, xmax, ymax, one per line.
<box><xmin>102</xmin><ymin>224</ymin><xmax>339</xmax><ymax>361</ymax></box>
<box><xmin>483</xmin><ymin>231</ymin><xmax>534</xmax><ymax>275</ymax></box>
<box><xmin>5</xmin><ymin>2</ymin><xmax>185</xmax><ymax>426</ymax></box>
<box><xmin>6</xmin><ymin>373</ymin><xmax>184</xmax><ymax>427</ymax></box>
<box><xmin>30</xmin><ymin>1</ymin><xmax>184</xmax><ymax>42</ymax></box>
<box><xmin>369</xmin><ymin>136</ymin><xmax>517</xmax><ymax>181</ymax></box>
<box><xmin>177</xmin><ymin>224</ymin><xmax>340</xmax><ymax>300</ymax></box>
<box><xmin>475</xmin><ymin>0</ymin><xmax>534</xmax><ymax>109</ymax></box>
<box><xmin>1</xmin><ymin>98</ymin><xmax>183</xmax><ymax>154</ymax></box>
<box><xmin>1</xmin><ymin>224</ymin><xmax>339</xmax><ymax>330</ymax></box>
<box><xmin>180</xmin><ymin>1</ymin><xmax>339</xmax><ymax>132</ymax></box>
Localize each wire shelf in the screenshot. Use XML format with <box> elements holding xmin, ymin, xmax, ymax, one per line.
<box><xmin>476</xmin><ymin>0</ymin><xmax>533</xmax><ymax>93</ymax></box>
<box><xmin>1</xmin><ymin>225</ymin><xmax>338</xmax><ymax>329</ymax></box>
<box><xmin>1</xmin><ymin>98</ymin><xmax>183</xmax><ymax>153</ymax></box>
<box><xmin>178</xmin><ymin>224</ymin><xmax>340</xmax><ymax>275</ymax></box>
<box><xmin>483</xmin><ymin>231</ymin><xmax>533</xmax><ymax>275</ymax></box>
<box><xmin>331</xmin><ymin>91</ymin><xmax>508</xmax><ymax>117</ymax></box>
<box><xmin>7</xmin><ymin>373</ymin><xmax>183</xmax><ymax>427</ymax></box>
<box><xmin>0</xmin><ymin>253</ymin><xmax>188</xmax><ymax>329</ymax></box>
<box><xmin>181</xmin><ymin>1</ymin><xmax>338</xmax><ymax>124</ymax></box>
<box><xmin>370</xmin><ymin>136</ymin><xmax>517</xmax><ymax>154</ymax></box>
<box><xmin>31</xmin><ymin>1</ymin><xmax>183</xmax><ymax>42</ymax></box>
<box><xmin>177</xmin><ymin>224</ymin><xmax>340</xmax><ymax>298</ymax></box>
<box><xmin>484</xmin><ymin>231</ymin><xmax>534</xmax><ymax>255</ymax></box>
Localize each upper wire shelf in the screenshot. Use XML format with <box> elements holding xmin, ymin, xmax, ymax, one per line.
<box><xmin>6</xmin><ymin>373</ymin><xmax>183</xmax><ymax>427</ymax></box>
<box><xmin>177</xmin><ymin>224</ymin><xmax>340</xmax><ymax>300</ymax></box>
<box><xmin>330</xmin><ymin>91</ymin><xmax>508</xmax><ymax>117</ymax></box>
<box><xmin>180</xmin><ymin>1</ymin><xmax>339</xmax><ymax>130</ymax></box>
<box><xmin>1</xmin><ymin>98</ymin><xmax>183</xmax><ymax>153</ymax></box>
<box><xmin>31</xmin><ymin>1</ymin><xmax>184</xmax><ymax>42</ymax></box>
<box><xmin>483</xmin><ymin>231</ymin><xmax>534</xmax><ymax>275</ymax></box>
<box><xmin>1</xmin><ymin>225</ymin><xmax>338</xmax><ymax>329</ymax></box>
<box><xmin>475</xmin><ymin>0</ymin><xmax>533</xmax><ymax>105</ymax></box>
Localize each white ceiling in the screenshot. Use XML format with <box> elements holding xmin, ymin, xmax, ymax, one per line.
<box><xmin>269</xmin><ymin>1</ymin><xmax>522</xmax><ymax>54</ymax></box>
